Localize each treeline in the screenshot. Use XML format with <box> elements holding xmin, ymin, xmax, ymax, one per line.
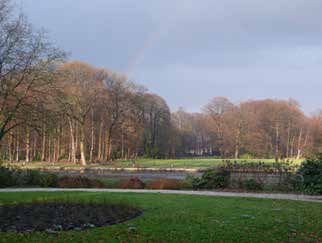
<box><xmin>0</xmin><ymin>0</ymin><xmax>321</xmax><ymax>164</ymax></box>
<box><xmin>1</xmin><ymin>60</ymin><xmax>173</xmax><ymax>165</ymax></box>
<box><xmin>172</xmin><ymin>98</ymin><xmax>322</xmax><ymax>160</ymax></box>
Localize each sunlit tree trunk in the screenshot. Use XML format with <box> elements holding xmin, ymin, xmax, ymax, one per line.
<box><xmin>8</xmin><ymin>131</ymin><xmax>13</xmax><ymax>162</ymax></box>
<box><xmin>90</xmin><ymin>108</ymin><xmax>94</xmax><ymax>163</ymax></box>
<box><xmin>275</xmin><ymin>123</ymin><xmax>280</xmax><ymax>162</ymax></box>
<box><xmin>15</xmin><ymin>130</ymin><xmax>20</xmax><ymax>162</ymax></box>
<box><xmin>79</xmin><ymin>124</ymin><xmax>87</xmax><ymax>166</ymax></box>
<box><xmin>25</xmin><ymin>127</ymin><xmax>30</xmax><ymax>162</ymax></box>
<box><xmin>286</xmin><ymin>120</ymin><xmax>291</xmax><ymax>158</ymax></box>
<box><xmin>68</xmin><ymin>118</ymin><xmax>76</xmax><ymax>163</ymax></box>
<box><xmin>41</xmin><ymin>124</ymin><xmax>46</xmax><ymax>161</ymax></box>
<box><xmin>97</xmin><ymin>119</ymin><xmax>103</xmax><ymax>161</ymax></box>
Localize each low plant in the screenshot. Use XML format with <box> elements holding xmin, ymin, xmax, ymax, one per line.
<box><xmin>190</xmin><ymin>168</ymin><xmax>230</xmax><ymax>190</ymax></box>
<box><xmin>0</xmin><ymin>167</ymin><xmax>15</xmax><ymax>187</ymax></box>
<box><xmin>39</xmin><ymin>173</ymin><xmax>58</xmax><ymax>187</ymax></box>
<box><xmin>243</xmin><ymin>179</ymin><xmax>263</xmax><ymax>191</ymax></box>
<box><xmin>297</xmin><ymin>159</ymin><xmax>322</xmax><ymax>195</ymax></box>
<box><xmin>0</xmin><ymin>166</ymin><xmax>58</xmax><ymax>188</ymax></box>
<box><xmin>229</xmin><ymin>178</ymin><xmax>244</xmax><ymax>190</ymax></box>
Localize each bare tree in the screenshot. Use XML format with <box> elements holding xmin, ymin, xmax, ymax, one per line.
<box><xmin>57</xmin><ymin>61</ymin><xmax>104</xmax><ymax>165</ymax></box>
<box><xmin>0</xmin><ymin>0</ymin><xmax>64</xmax><ymax>141</ymax></box>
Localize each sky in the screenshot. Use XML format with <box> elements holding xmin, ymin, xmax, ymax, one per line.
<box><xmin>16</xmin><ymin>0</ymin><xmax>322</xmax><ymax>114</ymax></box>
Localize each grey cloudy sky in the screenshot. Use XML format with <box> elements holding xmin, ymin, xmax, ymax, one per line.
<box><xmin>18</xmin><ymin>0</ymin><xmax>322</xmax><ymax>113</ymax></box>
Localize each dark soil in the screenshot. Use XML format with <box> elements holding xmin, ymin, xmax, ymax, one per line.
<box><xmin>0</xmin><ymin>202</ymin><xmax>142</xmax><ymax>233</ymax></box>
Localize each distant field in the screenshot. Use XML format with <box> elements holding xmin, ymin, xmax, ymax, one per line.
<box><xmin>3</xmin><ymin>158</ymin><xmax>304</xmax><ymax>170</ymax></box>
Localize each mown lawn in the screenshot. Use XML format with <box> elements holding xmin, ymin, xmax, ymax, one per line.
<box><xmin>0</xmin><ymin>192</ymin><xmax>321</xmax><ymax>242</ymax></box>
<box><xmin>7</xmin><ymin>157</ymin><xmax>303</xmax><ymax>170</ymax></box>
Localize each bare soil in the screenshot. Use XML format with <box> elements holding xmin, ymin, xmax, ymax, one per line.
<box><xmin>0</xmin><ymin>201</ymin><xmax>141</xmax><ymax>233</ymax></box>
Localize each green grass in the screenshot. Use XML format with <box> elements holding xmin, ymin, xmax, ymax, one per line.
<box><xmin>5</xmin><ymin>157</ymin><xmax>304</xmax><ymax>170</ymax></box>
<box><xmin>0</xmin><ymin>192</ymin><xmax>321</xmax><ymax>242</ymax></box>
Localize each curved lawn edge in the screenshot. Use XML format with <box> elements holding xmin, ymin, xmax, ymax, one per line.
<box><xmin>0</xmin><ymin>188</ymin><xmax>322</xmax><ymax>203</ymax></box>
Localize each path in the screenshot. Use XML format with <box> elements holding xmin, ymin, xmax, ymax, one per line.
<box><xmin>1</xmin><ymin>188</ymin><xmax>322</xmax><ymax>203</ymax></box>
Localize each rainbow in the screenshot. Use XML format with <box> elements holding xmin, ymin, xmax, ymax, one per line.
<box><xmin>126</xmin><ymin>28</ymin><xmax>162</xmax><ymax>78</ymax></box>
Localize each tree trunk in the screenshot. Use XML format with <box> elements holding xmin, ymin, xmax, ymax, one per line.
<box><xmin>121</xmin><ymin>129</ymin><xmax>124</xmax><ymax>159</ymax></box>
<box><xmin>296</xmin><ymin>129</ymin><xmax>303</xmax><ymax>160</ymax></box>
<box><xmin>75</xmin><ymin>122</ymin><xmax>78</xmax><ymax>159</ymax></box>
<box><xmin>57</xmin><ymin>126</ymin><xmax>61</xmax><ymax>161</ymax></box>
<box><xmin>41</xmin><ymin>124</ymin><xmax>46</xmax><ymax>161</ymax></box>
<box><xmin>25</xmin><ymin>127</ymin><xmax>30</xmax><ymax>162</ymax></box>
<box><xmin>106</xmin><ymin>128</ymin><xmax>112</xmax><ymax>161</ymax></box>
<box><xmin>8</xmin><ymin>131</ymin><xmax>13</xmax><ymax>162</ymax></box>
<box><xmin>89</xmin><ymin>107</ymin><xmax>94</xmax><ymax>163</ymax></box>
<box><xmin>79</xmin><ymin>123</ymin><xmax>86</xmax><ymax>166</ymax></box>
<box><xmin>297</xmin><ymin>129</ymin><xmax>308</xmax><ymax>160</ymax></box>
<box><xmin>290</xmin><ymin>136</ymin><xmax>295</xmax><ymax>158</ymax></box>
<box><xmin>48</xmin><ymin>134</ymin><xmax>52</xmax><ymax>162</ymax></box>
<box><xmin>32</xmin><ymin>131</ymin><xmax>36</xmax><ymax>161</ymax></box>
<box><xmin>68</xmin><ymin>117</ymin><xmax>76</xmax><ymax>163</ymax></box>
<box><xmin>286</xmin><ymin>120</ymin><xmax>291</xmax><ymax>158</ymax></box>
<box><xmin>275</xmin><ymin>123</ymin><xmax>280</xmax><ymax>162</ymax></box>
<box><xmin>97</xmin><ymin>119</ymin><xmax>103</xmax><ymax>161</ymax></box>
<box><xmin>15</xmin><ymin>130</ymin><xmax>19</xmax><ymax>162</ymax></box>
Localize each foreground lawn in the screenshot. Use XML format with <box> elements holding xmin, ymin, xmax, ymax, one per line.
<box><xmin>0</xmin><ymin>192</ymin><xmax>321</xmax><ymax>242</ymax></box>
<box><xmin>7</xmin><ymin>157</ymin><xmax>303</xmax><ymax>170</ymax></box>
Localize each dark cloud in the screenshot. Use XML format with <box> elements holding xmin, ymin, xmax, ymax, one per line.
<box><xmin>19</xmin><ymin>0</ymin><xmax>322</xmax><ymax>113</ymax></box>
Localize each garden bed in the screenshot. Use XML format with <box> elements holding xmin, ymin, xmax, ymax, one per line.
<box><xmin>0</xmin><ymin>201</ymin><xmax>141</xmax><ymax>233</ymax></box>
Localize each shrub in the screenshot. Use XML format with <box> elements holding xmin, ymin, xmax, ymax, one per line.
<box><xmin>297</xmin><ymin>159</ymin><xmax>322</xmax><ymax>195</ymax></box>
<box><xmin>0</xmin><ymin>167</ymin><xmax>15</xmax><ymax>187</ymax></box>
<box><xmin>243</xmin><ymin>179</ymin><xmax>263</xmax><ymax>191</ymax></box>
<box><xmin>146</xmin><ymin>179</ymin><xmax>182</xmax><ymax>190</ymax></box>
<box><xmin>58</xmin><ymin>176</ymin><xmax>104</xmax><ymax>188</ymax></box>
<box><xmin>118</xmin><ymin>177</ymin><xmax>145</xmax><ymax>189</ymax></box>
<box><xmin>280</xmin><ymin>173</ymin><xmax>304</xmax><ymax>192</ymax></box>
<box><xmin>24</xmin><ymin>170</ymin><xmax>43</xmax><ymax>186</ymax></box>
<box><xmin>229</xmin><ymin>178</ymin><xmax>244</xmax><ymax>190</ymax></box>
<box><xmin>191</xmin><ymin>168</ymin><xmax>230</xmax><ymax>190</ymax></box>
<box><xmin>0</xmin><ymin>167</ymin><xmax>58</xmax><ymax>188</ymax></box>
<box><xmin>183</xmin><ymin>175</ymin><xmax>197</xmax><ymax>189</ymax></box>
<box><xmin>39</xmin><ymin>173</ymin><xmax>58</xmax><ymax>187</ymax></box>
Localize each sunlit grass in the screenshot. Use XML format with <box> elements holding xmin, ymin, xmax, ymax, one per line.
<box><xmin>4</xmin><ymin>157</ymin><xmax>304</xmax><ymax>170</ymax></box>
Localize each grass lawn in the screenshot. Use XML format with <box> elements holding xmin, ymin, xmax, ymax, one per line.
<box><xmin>6</xmin><ymin>157</ymin><xmax>304</xmax><ymax>170</ymax></box>
<box><xmin>0</xmin><ymin>192</ymin><xmax>321</xmax><ymax>242</ymax></box>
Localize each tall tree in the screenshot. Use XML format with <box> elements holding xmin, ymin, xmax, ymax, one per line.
<box><xmin>0</xmin><ymin>0</ymin><xmax>63</xmax><ymax>141</ymax></box>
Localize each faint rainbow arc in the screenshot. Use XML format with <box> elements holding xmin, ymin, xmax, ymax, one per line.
<box><xmin>125</xmin><ymin>28</ymin><xmax>162</xmax><ymax>78</ymax></box>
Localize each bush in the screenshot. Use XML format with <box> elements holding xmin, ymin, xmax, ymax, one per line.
<box><xmin>243</xmin><ymin>179</ymin><xmax>263</xmax><ymax>191</ymax></box>
<box><xmin>118</xmin><ymin>177</ymin><xmax>145</xmax><ymax>189</ymax></box>
<box><xmin>183</xmin><ymin>175</ymin><xmax>197</xmax><ymax>189</ymax></box>
<box><xmin>229</xmin><ymin>178</ymin><xmax>244</xmax><ymax>190</ymax></box>
<box><xmin>146</xmin><ymin>179</ymin><xmax>182</xmax><ymax>190</ymax></box>
<box><xmin>24</xmin><ymin>170</ymin><xmax>43</xmax><ymax>185</ymax></box>
<box><xmin>58</xmin><ymin>176</ymin><xmax>104</xmax><ymax>188</ymax></box>
<box><xmin>0</xmin><ymin>166</ymin><xmax>58</xmax><ymax>188</ymax></box>
<box><xmin>190</xmin><ymin>168</ymin><xmax>230</xmax><ymax>190</ymax></box>
<box><xmin>297</xmin><ymin>159</ymin><xmax>322</xmax><ymax>195</ymax></box>
<box><xmin>39</xmin><ymin>173</ymin><xmax>58</xmax><ymax>187</ymax></box>
<box><xmin>279</xmin><ymin>173</ymin><xmax>304</xmax><ymax>192</ymax></box>
<box><xmin>0</xmin><ymin>167</ymin><xmax>15</xmax><ymax>187</ymax></box>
